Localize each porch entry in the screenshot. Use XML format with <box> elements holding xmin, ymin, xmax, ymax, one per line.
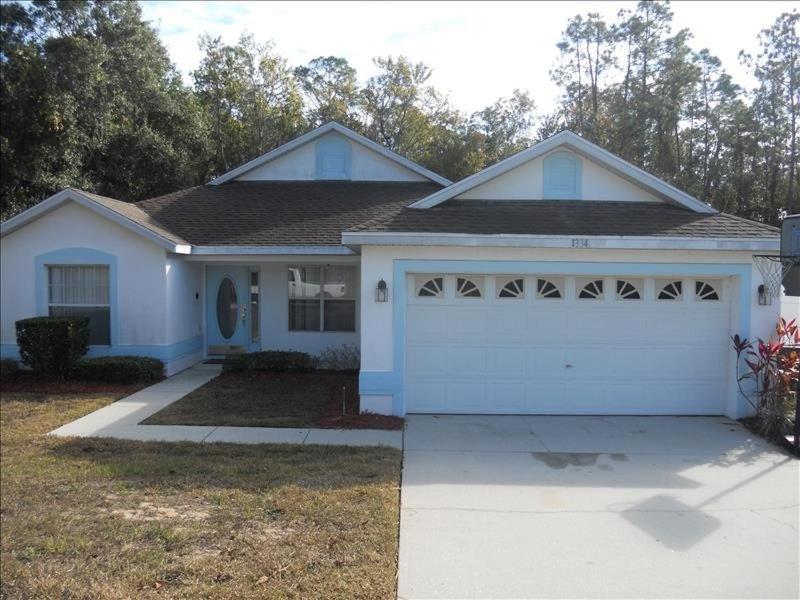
<box><xmin>206</xmin><ymin>265</ymin><xmax>259</xmax><ymax>355</ymax></box>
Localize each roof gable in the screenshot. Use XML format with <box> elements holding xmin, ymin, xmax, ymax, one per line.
<box><xmin>0</xmin><ymin>188</ymin><xmax>190</xmax><ymax>252</ymax></box>
<box><xmin>410</xmin><ymin>131</ymin><xmax>714</xmax><ymax>214</ymax></box>
<box><xmin>209</xmin><ymin>122</ymin><xmax>451</xmax><ymax>186</ymax></box>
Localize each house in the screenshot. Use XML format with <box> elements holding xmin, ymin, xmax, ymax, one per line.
<box><xmin>1</xmin><ymin>122</ymin><xmax>790</xmax><ymax>419</ymax></box>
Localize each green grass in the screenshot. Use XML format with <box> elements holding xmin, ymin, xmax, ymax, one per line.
<box><xmin>0</xmin><ymin>390</ymin><xmax>402</xmax><ymax>599</ymax></box>
<box><xmin>142</xmin><ymin>371</ymin><xmax>358</xmax><ymax>428</ymax></box>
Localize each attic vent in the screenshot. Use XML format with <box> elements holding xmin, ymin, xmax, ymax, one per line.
<box><xmin>315</xmin><ymin>137</ymin><xmax>351</xmax><ymax>180</ymax></box>
<box><xmin>543</xmin><ymin>151</ymin><xmax>581</xmax><ymax>200</ymax></box>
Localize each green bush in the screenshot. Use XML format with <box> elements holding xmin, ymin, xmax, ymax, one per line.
<box><xmin>0</xmin><ymin>359</ymin><xmax>19</xmax><ymax>382</ymax></box>
<box><xmin>74</xmin><ymin>356</ymin><xmax>164</xmax><ymax>384</ymax></box>
<box><xmin>317</xmin><ymin>344</ymin><xmax>360</xmax><ymax>371</ymax></box>
<box><xmin>224</xmin><ymin>350</ymin><xmax>317</xmax><ymax>373</ymax></box>
<box><xmin>15</xmin><ymin>317</ymin><xmax>90</xmax><ymax>379</ymax></box>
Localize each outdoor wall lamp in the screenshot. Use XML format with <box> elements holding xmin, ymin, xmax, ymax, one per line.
<box><xmin>375</xmin><ymin>279</ymin><xmax>388</xmax><ymax>302</ymax></box>
<box><xmin>757</xmin><ymin>283</ymin><xmax>771</xmax><ymax>306</ymax></box>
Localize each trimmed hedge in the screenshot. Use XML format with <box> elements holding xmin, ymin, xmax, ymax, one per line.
<box><xmin>0</xmin><ymin>359</ymin><xmax>19</xmax><ymax>382</ymax></box>
<box><xmin>15</xmin><ymin>317</ymin><xmax>90</xmax><ymax>379</ymax></box>
<box><xmin>223</xmin><ymin>350</ymin><xmax>317</xmax><ymax>373</ymax></box>
<box><xmin>74</xmin><ymin>356</ymin><xmax>164</xmax><ymax>384</ymax></box>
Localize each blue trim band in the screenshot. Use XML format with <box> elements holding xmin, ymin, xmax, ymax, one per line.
<box><xmin>365</xmin><ymin>259</ymin><xmax>753</xmax><ymax>417</ymax></box>
<box><xmin>359</xmin><ymin>371</ymin><xmax>402</xmax><ymax>396</ymax></box>
<box><xmin>1</xmin><ymin>334</ymin><xmax>203</xmax><ymax>364</ymax></box>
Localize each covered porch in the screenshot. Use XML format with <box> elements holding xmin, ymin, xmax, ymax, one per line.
<box><xmin>184</xmin><ymin>252</ymin><xmax>361</xmax><ymax>360</ymax></box>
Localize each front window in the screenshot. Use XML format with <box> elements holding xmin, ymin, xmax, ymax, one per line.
<box><xmin>288</xmin><ymin>266</ymin><xmax>356</xmax><ymax>332</ymax></box>
<box><xmin>48</xmin><ymin>265</ymin><xmax>110</xmax><ymax>345</ymax></box>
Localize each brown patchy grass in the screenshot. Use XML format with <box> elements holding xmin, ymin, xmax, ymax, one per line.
<box><xmin>142</xmin><ymin>371</ymin><xmax>404</xmax><ymax>430</ymax></box>
<box><xmin>0</xmin><ymin>391</ymin><xmax>402</xmax><ymax>599</ymax></box>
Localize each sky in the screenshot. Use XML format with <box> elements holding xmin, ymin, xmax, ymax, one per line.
<box><xmin>140</xmin><ymin>0</ymin><xmax>794</xmax><ymax>115</ymax></box>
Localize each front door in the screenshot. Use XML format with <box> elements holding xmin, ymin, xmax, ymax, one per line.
<box><xmin>206</xmin><ymin>266</ymin><xmax>250</xmax><ymax>352</ymax></box>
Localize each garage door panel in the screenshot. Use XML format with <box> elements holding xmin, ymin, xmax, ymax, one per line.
<box><xmin>446</xmin><ymin>381</ymin><xmax>487</xmax><ymax>412</ymax></box>
<box><xmin>565</xmin><ymin>347</ymin><xmax>610</xmax><ymax>375</ymax></box>
<box><xmin>489</xmin><ymin>310</ymin><xmax>528</xmax><ymax>339</ymax></box>
<box><xmin>526</xmin><ymin>312</ymin><xmax>566</xmax><ymax>339</ymax></box>
<box><xmin>528</xmin><ymin>347</ymin><xmax>569</xmax><ymax>374</ymax></box>
<box><xmin>488</xmin><ymin>348</ymin><xmax>527</xmax><ymax>376</ymax></box>
<box><xmin>447</xmin><ymin>307</ymin><xmax>488</xmax><ymax>339</ymax></box>
<box><xmin>683</xmin><ymin>349</ymin><xmax>729</xmax><ymax>379</ymax></box>
<box><xmin>406</xmin><ymin>273</ymin><xmax>731</xmax><ymax>415</ymax></box>
<box><xmin>406</xmin><ymin>380</ymin><xmax>448</xmax><ymax>412</ymax></box>
<box><xmin>486</xmin><ymin>382</ymin><xmax>528</xmax><ymax>411</ymax></box>
<box><xmin>407</xmin><ymin>344</ymin><xmax>447</xmax><ymax>377</ymax></box>
<box><xmin>523</xmin><ymin>383</ymin><xmax>566</xmax><ymax>412</ymax></box>
<box><xmin>446</xmin><ymin>346</ymin><xmax>486</xmax><ymax>376</ymax></box>
<box><xmin>407</xmin><ymin>306</ymin><xmax>448</xmax><ymax>340</ymax></box>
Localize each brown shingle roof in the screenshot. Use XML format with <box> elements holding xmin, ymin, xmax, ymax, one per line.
<box><xmin>347</xmin><ymin>200</ymin><xmax>780</xmax><ymax>239</ymax></box>
<box><xmin>135</xmin><ymin>181</ymin><xmax>441</xmax><ymax>246</ymax></box>
<box><xmin>74</xmin><ymin>188</ymin><xmax>190</xmax><ymax>246</ymax></box>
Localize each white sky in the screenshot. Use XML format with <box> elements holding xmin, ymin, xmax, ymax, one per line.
<box><xmin>140</xmin><ymin>0</ymin><xmax>796</xmax><ymax>115</ymax></box>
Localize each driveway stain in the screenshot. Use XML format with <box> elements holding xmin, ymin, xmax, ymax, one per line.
<box><xmin>532</xmin><ymin>452</ymin><xmax>628</xmax><ymax>469</ymax></box>
<box><xmin>532</xmin><ymin>452</ymin><xmax>600</xmax><ymax>468</ymax></box>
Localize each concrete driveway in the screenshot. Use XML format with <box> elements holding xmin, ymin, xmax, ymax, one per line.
<box><xmin>398</xmin><ymin>415</ymin><xmax>799</xmax><ymax>599</ymax></box>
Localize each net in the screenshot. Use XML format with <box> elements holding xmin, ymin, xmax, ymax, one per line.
<box><xmin>753</xmin><ymin>254</ymin><xmax>800</xmax><ymax>297</ymax></box>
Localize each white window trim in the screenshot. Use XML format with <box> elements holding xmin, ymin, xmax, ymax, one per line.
<box><xmin>47</xmin><ymin>264</ymin><xmax>111</xmax><ymax>345</ymax></box>
<box><xmin>288</xmin><ymin>265</ymin><xmax>357</xmax><ymax>332</ymax></box>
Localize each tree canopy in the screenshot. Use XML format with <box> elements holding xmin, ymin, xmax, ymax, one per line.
<box><xmin>1</xmin><ymin>0</ymin><xmax>797</xmax><ymax>224</ymax></box>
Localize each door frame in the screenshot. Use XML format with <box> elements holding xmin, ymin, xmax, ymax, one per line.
<box><xmin>204</xmin><ymin>265</ymin><xmax>252</xmax><ymax>352</ymax></box>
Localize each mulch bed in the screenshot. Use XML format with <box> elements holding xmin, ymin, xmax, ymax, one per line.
<box><xmin>253</xmin><ymin>369</ymin><xmax>404</xmax><ymax>430</ymax></box>
<box><xmin>314</xmin><ymin>372</ymin><xmax>403</xmax><ymax>430</ymax></box>
<box><xmin>738</xmin><ymin>416</ymin><xmax>799</xmax><ymax>456</ymax></box>
<box><xmin>1</xmin><ymin>372</ymin><xmax>143</xmax><ymax>395</ymax></box>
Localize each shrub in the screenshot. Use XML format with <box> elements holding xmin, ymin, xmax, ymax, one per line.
<box><xmin>0</xmin><ymin>359</ymin><xmax>19</xmax><ymax>382</ymax></box>
<box><xmin>15</xmin><ymin>317</ymin><xmax>90</xmax><ymax>379</ymax></box>
<box><xmin>317</xmin><ymin>344</ymin><xmax>360</xmax><ymax>371</ymax></box>
<box><xmin>74</xmin><ymin>356</ymin><xmax>164</xmax><ymax>384</ymax></box>
<box><xmin>732</xmin><ymin>317</ymin><xmax>799</xmax><ymax>440</ymax></box>
<box><xmin>224</xmin><ymin>350</ymin><xmax>317</xmax><ymax>373</ymax></box>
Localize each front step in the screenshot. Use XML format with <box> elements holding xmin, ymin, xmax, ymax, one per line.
<box><xmin>207</xmin><ymin>344</ymin><xmax>247</xmax><ymax>357</ymax></box>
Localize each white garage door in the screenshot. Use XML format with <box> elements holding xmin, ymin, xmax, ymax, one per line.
<box><xmin>406</xmin><ymin>273</ymin><xmax>732</xmax><ymax>414</ymax></box>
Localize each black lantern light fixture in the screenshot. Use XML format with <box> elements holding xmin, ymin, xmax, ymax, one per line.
<box><xmin>757</xmin><ymin>283</ymin><xmax>771</xmax><ymax>306</ymax></box>
<box><xmin>375</xmin><ymin>279</ymin><xmax>388</xmax><ymax>302</ymax></box>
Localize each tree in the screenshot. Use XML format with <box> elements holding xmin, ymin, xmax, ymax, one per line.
<box><xmin>748</xmin><ymin>11</ymin><xmax>799</xmax><ymax>216</ymax></box>
<box><xmin>192</xmin><ymin>34</ymin><xmax>305</xmax><ymax>177</ymax></box>
<box><xmin>0</xmin><ymin>0</ymin><xmax>208</xmax><ymax>218</ymax></box>
<box><xmin>552</xmin><ymin>13</ymin><xmax>616</xmax><ymax>142</ymax></box>
<box><xmin>469</xmin><ymin>90</ymin><xmax>536</xmax><ymax>165</ymax></box>
<box><xmin>294</xmin><ymin>56</ymin><xmax>360</xmax><ymax>128</ymax></box>
<box><xmin>360</xmin><ymin>56</ymin><xmax>435</xmax><ymax>158</ymax></box>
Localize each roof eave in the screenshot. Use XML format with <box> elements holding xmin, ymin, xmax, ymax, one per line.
<box><xmin>190</xmin><ymin>245</ymin><xmax>357</xmax><ymax>256</ymax></box>
<box><xmin>341</xmin><ymin>230</ymin><xmax>779</xmax><ymax>252</ymax></box>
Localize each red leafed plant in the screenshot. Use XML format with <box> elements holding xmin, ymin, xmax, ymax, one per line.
<box><xmin>732</xmin><ymin>318</ymin><xmax>800</xmax><ymax>438</ymax></box>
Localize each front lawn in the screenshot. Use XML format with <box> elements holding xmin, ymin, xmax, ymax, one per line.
<box><xmin>142</xmin><ymin>371</ymin><xmax>403</xmax><ymax>430</ymax></box>
<box><xmin>0</xmin><ymin>389</ymin><xmax>402</xmax><ymax>599</ymax></box>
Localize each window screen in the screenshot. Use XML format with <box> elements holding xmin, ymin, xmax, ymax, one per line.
<box><xmin>48</xmin><ymin>265</ymin><xmax>110</xmax><ymax>345</ymax></box>
<box><xmin>288</xmin><ymin>266</ymin><xmax>356</xmax><ymax>332</ymax></box>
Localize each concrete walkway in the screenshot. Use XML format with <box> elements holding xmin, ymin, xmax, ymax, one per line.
<box><xmin>399</xmin><ymin>414</ymin><xmax>799</xmax><ymax>599</ymax></box>
<box><xmin>49</xmin><ymin>363</ymin><xmax>402</xmax><ymax>449</ymax></box>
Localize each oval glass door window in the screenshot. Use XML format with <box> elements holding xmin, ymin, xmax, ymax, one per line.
<box><xmin>216</xmin><ymin>277</ymin><xmax>238</xmax><ymax>339</ymax></box>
